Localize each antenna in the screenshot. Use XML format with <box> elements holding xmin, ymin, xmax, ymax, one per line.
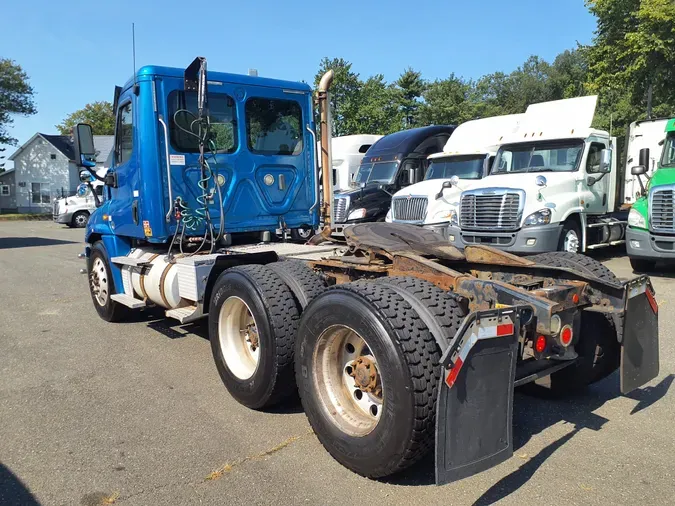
<box><xmin>609</xmin><ymin>114</ymin><xmax>613</xmax><ymax>147</ymax></box>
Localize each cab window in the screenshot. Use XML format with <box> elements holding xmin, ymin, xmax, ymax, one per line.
<box><xmin>586</xmin><ymin>142</ymin><xmax>605</xmax><ymax>173</ymax></box>
<box><xmin>246</xmin><ymin>98</ymin><xmax>303</xmax><ymax>155</ymax></box>
<box><xmin>169</xmin><ymin>91</ymin><xmax>237</xmax><ymax>153</ymax></box>
<box><xmin>115</xmin><ymin>102</ymin><xmax>133</xmax><ymax>165</ymax></box>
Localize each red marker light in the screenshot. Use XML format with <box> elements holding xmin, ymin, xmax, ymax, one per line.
<box><xmin>560</xmin><ymin>325</ymin><xmax>573</xmax><ymax>346</ymax></box>
<box><xmin>497</xmin><ymin>323</ymin><xmax>515</xmax><ymax>336</ymax></box>
<box><xmin>445</xmin><ymin>357</ymin><xmax>464</xmax><ymax>388</ymax></box>
<box><xmin>535</xmin><ymin>335</ymin><xmax>546</xmax><ymax>353</ymax></box>
<box><xmin>572</xmin><ymin>293</ymin><xmax>580</xmax><ymax>304</ymax></box>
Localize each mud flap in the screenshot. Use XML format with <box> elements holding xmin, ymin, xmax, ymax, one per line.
<box><xmin>435</xmin><ymin>307</ymin><xmax>525</xmax><ymax>485</ymax></box>
<box><xmin>621</xmin><ymin>277</ymin><xmax>659</xmax><ymax>395</ymax></box>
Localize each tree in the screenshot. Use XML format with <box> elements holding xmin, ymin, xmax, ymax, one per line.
<box><xmin>314</xmin><ymin>58</ymin><xmax>361</xmax><ymax>137</ymax></box>
<box><xmin>395</xmin><ymin>68</ymin><xmax>426</xmax><ymax>129</ymax></box>
<box><xmin>353</xmin><ymin>75</ymin><xmax>399</xmax><ymax>135</ymax></box>
<box><xmin>56</xmin><ymin>101</ymin><xmax>115</xmax><ymax>135</ymax></box>
<box><xmin>419</xmin><ymin>74</ymin><xmax>477</xmax><ymax>126</ymax></box>
<box><xmin>0</xmin><ymin>59</ymin><xmax>37</xmax><ymax>145</ymax></box>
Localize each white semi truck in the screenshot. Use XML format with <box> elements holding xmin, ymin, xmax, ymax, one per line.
<box><xmin>623</xmin><ymin>118</ymin><xmax>670</xmax><ymax>204</ymax></box>
<box><xmin>386</xmin><ymin>114</ymin><xmax>523</xmax><ymax>237</ymax></box>
<box><xmin>330</xmin><ymin>134</ymin><xmax>382</xmax><ymax>191</ymax></box>
<box><xmin>447</xmin><ymin>96</ymin><xmax>626</xmax><ymax>254</ymax></box>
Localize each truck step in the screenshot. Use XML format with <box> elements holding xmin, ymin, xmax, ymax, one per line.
<box><xmin>586</xmin><ymin>239</ymin><xmax>626</xmax><ymax>250</ymax></box>
<box><xmin>111</xmin><ymin>256</ymin><xmax>152</xmax><ymax>267</ymax></box>
<box><xmin>111</xmin><ymin>293</ymin><xmax>147</xmax><ymax>309</ymax></box>
<box><xmin>165</xmin><ymin>305</ymin><xmax>203</xmax><ymax>324</ymax></box>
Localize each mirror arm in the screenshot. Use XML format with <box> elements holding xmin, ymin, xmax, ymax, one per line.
<box><xmin>87</xmin><ymin>182</ymin><xmax>101</xmax><ymax>207</ymax></box>
<box><xmin>637</xmin><ymin>175</ymin><xmax>646</xmax><ymax>195</ymax></box>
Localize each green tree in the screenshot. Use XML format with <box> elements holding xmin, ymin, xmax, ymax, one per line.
<box><xmin>419</xmin><ymin>74</ymin><xmax>477</xmax><ymax>126</ymax></box>
<box><xmin>353</xmin><ymin>75</ymin><xmax>399</xmax><ymax>135</ymax></box>
<box><xmin>56</xmin><ymin>101</ymin><xmax>115</xmax><ymax>135</ymax></box>
<box><xmin>0</xmin><ymin>59</ymin><xmax>37</xmax><ymax>145</ymax></box>
<box><xmin>314</xmin><ymin>57</ymin><xmax>361</xmax><ymax>136</ymax></box>
<box><xmin>395</xmin><ymin>68</ymin><xmax>426</xmax><ymax>128</ymax></box>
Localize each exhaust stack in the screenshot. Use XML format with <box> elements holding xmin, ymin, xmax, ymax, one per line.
<box><xmin>309</xmin><ymin>69</ymin><xmax>334</xmax><ymax>244</ymax></box>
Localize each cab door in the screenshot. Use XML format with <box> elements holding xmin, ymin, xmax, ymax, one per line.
<box><xmin>582</xmin><ymin>140</ymin><xmax>610</xmax><ymax>214</ymax></box>
<box><xmin>108</xmin><ymin>90</ymin><xmax>143</xmax><ymax>237</ymax></box>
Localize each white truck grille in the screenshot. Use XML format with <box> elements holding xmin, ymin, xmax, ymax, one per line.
<box><xmin>334</xmin><ymin>196</ymin><xmax>350</xmax><ymax>223</ymax></box>
<box><xmin>392</xmin><ymin>196</ymin><xmax>428</xmax><ymax>222</ymax></box>
<box><xmin>650</xmin><ymin>188</ymin><xmax>675</xmax><ymax>232</ymax></box>
<box><xmin>460</xmin><ymin>191</ymin><xmax>522</xmax><ymax>231</ymax></box>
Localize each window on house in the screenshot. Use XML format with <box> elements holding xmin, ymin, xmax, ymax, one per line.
<box><xmin>115</xmin><ymin>101</ymin><xmax>133</xmax><ymax>165</ymax></box>
<box><xmin>246</xmin><ymin>98</ymin><xmax>303</xmax><ymax>155</ymax></box>
<box><xmin>50</xmin><ymin>154</ymin><xmax>57</xmax><ymax>160</ymax></box>
<box><xmin>0</xmin><ymin>185</ymin><xmax>9</xmax><ymax>196</ymax></box>
<box><xmin>31</xmin><ymin>182</ymin><xmax>51</xmax><ymax>204</ymax></box>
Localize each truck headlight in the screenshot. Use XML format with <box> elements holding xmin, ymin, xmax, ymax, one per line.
<box><xmin>432</xmin><ymin>209</ymin><xmax>459</xmax><ymax>226</ymax></box>
<box><xmin>348</xmin><ymin>208</ymin><xmax>367</xmax><ymax>220</ymax></box>
<box><xmin>523</xmin><ymin>208</ymin><xmax>551</xmax><ymax>227</ymax></box>
<box><xmin>385</xmin><ymin>209</ymin><xmax>392</xmax><ymax>222</ymax></box>
<box><xmin>628</xmin><ymin>207</ymin><xmax>647</xmax><ymax>229</ymax></box>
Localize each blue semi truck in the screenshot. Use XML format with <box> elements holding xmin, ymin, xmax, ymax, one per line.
<box><xmin>75</xmin><ymin>57</ymin><xmax>659</xmax><ymax>484</ymax></box>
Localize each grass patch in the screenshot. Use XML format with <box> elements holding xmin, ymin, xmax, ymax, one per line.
<box><xmin>0</xmin><ymin>213</ymin><xmax>51</xmax><ymax>221</ymax></box>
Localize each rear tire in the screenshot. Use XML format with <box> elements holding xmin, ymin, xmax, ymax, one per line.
<box><xmin>87</xmin><ymin>242</ymin><xmax>127</xmax><ymax>322</ymax></box>
<box><xmin>267</xmin><ymin>260</ymin><xmax>327</xmax><ymax>309</ymax></box>
<box><xmin>290</xmin><ymin>227</ymin><xmax>314</xmax><ymax>242</ymax></box>
<box><xmin>208</xmin><ymin>265</ymin><xmax>300</xmax><ymax>409</ymax></box>
<box><xmin>528</xmin><ymin>252</ymin><xmax>620</xmax><ymax>391</ymax></box>
<box><xmin>295</xmin><ymin>281</ymin><xmax>442</xmax><ymax>478</ymax></box>
<box><xmin>630</xmin><ymin>257</ymin><xmax>656</xmax><ymax>273</ymax></box>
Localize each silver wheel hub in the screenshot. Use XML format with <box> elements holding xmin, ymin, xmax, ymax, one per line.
<box><xmin>564</xmin><ymin>229</ymin><xmax>580</xmax><ymax>253</ymax></box>
<box><xmin>313</xmin><ymin>325</ymin><xmax>383</xmax><ymax>437</ymax></box>
<box><xmin>75</xmin><ymin>214</ymin><xmax>87</xmax><ymax>225</ymax></box>
<box><xmin>218</xmin><ymin>296</ymin><xmax>260</xmax><ymax>380</ymax></box>
<box><xmin>90</xmin><ymin>257</ymin><xmax>109</xmax><ymax>306</ymax></box>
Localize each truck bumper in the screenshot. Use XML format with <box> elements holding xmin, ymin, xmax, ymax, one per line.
<box><xmin>446</xmin><ymin>224</ymin><xmax>562</xmax><ymax>253</ymax></box>
<box><xmin>53</xmin><ymin>212</ymin><xmax>73</xmax><ymax>224</ymax></box>
<box><xmin>626</xmin><ymin>227</ymin><xmax>675</xmax><ymax>260</ymax></box>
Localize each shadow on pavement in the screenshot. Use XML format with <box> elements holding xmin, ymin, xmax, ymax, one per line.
<box><xmin>385</xmin><ymin>372</ymin><xmax>672</xmax><ymax>496</ymax></box>
<box><xmin>0</xmin><ymin>237</ymin><xmax>78</xmax><ymax>250</ymax></box>
<box><xmin>0</xmin><ymin>463</ymin><xmax>40</xmax><ymax>506</ymax></box>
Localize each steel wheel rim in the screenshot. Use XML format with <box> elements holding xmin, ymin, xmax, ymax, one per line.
<box><xmin>298</xmin><ymin>227</ymin><xmax>312</xmax><ymax>239</ymax></box>
<box><xmin>218</xmin><ymin>296</ymin><xmax>260</xmax><ymax>380</ymax></box>
<box><xmin>90</xmin><ymin>257</ymin><xmax>109</xmax><ymax>306</ymax></box>
<box><xmin>313</xmin><ymin>325</ymin><xmax>383</xmax><ymax>437</ymax></box>
<box><xmin>75</xmin><ymin>214</ymin><xmax>87</xmax><ymax>226</ymax></box>
<box><xmin>564</xmin><ymin>230</ymin><xmax>580</xmax><ymax>253</ymax></box>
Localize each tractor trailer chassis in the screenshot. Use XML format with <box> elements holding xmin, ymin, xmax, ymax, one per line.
<box><xmin>86</xmin><ymin>221</ymin><xmax>659</xmax><ymax>484</ymax></box>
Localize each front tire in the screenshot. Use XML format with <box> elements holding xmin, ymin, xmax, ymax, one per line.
<box><xmin>87</xmin><ymin>242</ymin><xmax>127</xmax><ymax>322</ymax></box>
<box><xmin>630</xmin><ymin>257</ymin><xmax>656</xmax><ymax>273</ymax></box>
<box><xmin>296</xmin><ymin>281</ymin><xmax>441</xmax><ymax>478</ymax></box>
<box><xmin>208</xmin><ymin>265</ymin><xmax>299</xmax><ymax>409</ymax></box>
<box><xmin>558</xmin><ymin>219</ymin><xmax>581</xmax><ymax>253</ymax></box>
<box><xmin>290</xmin><ymin>227</ymin><xmax>314</xmax><ymax>242</ymax></box>
<box><xmin>72</xmin><ymin>211</ymin><xmax>89</xmax><ymax>228</ymax></box>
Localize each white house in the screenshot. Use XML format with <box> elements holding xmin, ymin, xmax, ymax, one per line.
<box><xmin>0</xmin><ymin>134</ymin><xmax>113</xmax><ymax>213</ymax></box>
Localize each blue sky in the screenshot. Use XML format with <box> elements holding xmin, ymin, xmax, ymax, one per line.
<box><xmin>1</xmin><ymin>0</ymin><xmax>596</xmax><ymax>167</ymax></box>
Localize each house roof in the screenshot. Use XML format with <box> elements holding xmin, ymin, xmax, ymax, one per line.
<box><xmin>8</xmin><ymin>133</ymin><xmax>114</xmax><ymax>163</ymax></box>
<box><xmin>0</xmin><ymin>168</ymin><xmax>15</xmax><ymax>179</ymax></box>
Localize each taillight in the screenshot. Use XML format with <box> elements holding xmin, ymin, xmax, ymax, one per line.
<box><xmin>560</xmin><ymin>325</ymin><xmax>573</xmax><ymax>347</ymax></box>
<box><xmin>535</xmin><ymin>335</ymin><xmax>546</xmax><ymax>353</ymax></box>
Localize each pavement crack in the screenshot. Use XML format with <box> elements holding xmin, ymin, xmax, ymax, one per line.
<box><xmin>205</xmin><ymin>429</ymin><xmax>313</xmax><ymax>481</ymax></box>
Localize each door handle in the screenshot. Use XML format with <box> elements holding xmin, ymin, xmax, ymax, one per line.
<box><xmin>278</xmin><ymin>174</ymin><xmax>286</xmax><ymax>190</ymax></box>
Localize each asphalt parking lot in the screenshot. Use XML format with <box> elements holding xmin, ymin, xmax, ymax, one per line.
<box><xmin>0</xmin><ymin>221</ymin><xmax>673</xmax><ymax>506</ymax></box>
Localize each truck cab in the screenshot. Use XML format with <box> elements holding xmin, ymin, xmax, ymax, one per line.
<box><xmin>329</xmin><ymin>134</ymin><xmax>382</xmax><ymax>192</ymax></box>
<box><xmin>386</xmin><ymin>114</ymin><xmax>523</xmax><ymax>238</ymax></box>
<box><xmin>447</xmin><ymin>96</ymin><xmax>625</xmax><ymax>254</ymax></box>
<box><xmin>623</xmin><ymin>118</ymin><xmax>670</xmax><ymax>204</ymax></box>
<box><xmin>626</xmin><ymin>118</ymin><xmax>675</xmax><ymax>271</ymax></box>
<box><xmin>331</xmin><ymin>125</ymin><xmax>455</xmax><ymax>234</ymax></box>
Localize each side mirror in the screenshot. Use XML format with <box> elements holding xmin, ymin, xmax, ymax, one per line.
<box><xmin>598</xmin><ymin>149</ymin><xmax>612</xmax><ymax>173</ymax></box>
<box><xmin>435</xmin><ymin>180</ymin><xmax>454</xmax><ymax>200</ymax></box>
<box><xmin>535</xmin><ymin>175</ymin><xmax>547</xmax><ymax>187</ymax></box>
<box><xmin>639</xmin><ymin>147</ymin><xmax>650</xmax><ymax>169</ymax></box>
<box><xmin>73</xmin><ymin>124</ymin><xmax>96</xmax><ymax>168</ymax></box>
<box><xmin>79</xmin><ymin>169</ymin><xmax>94</xmax><ymax>182</ymax></box>
<box><xmin>76</xmin><ymin>183</ymin><xmax>90</xmax><ymax>197</ymax></box>
<box><xmin>631</xmin><ymin>165</ymin><xmax>648</xmax><ymax>176</ymax></box>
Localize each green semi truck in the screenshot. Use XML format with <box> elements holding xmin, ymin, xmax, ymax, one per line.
<box><xmin>627</xmin><ymin>118</ymin><xmax>675</xmax><ymax>271</ymax></box>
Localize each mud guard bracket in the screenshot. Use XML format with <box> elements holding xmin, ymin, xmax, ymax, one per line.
<box><xmin>435</xmin><ymin>306</ymin><xmax>527</xmax><ymax>485</ymax></box>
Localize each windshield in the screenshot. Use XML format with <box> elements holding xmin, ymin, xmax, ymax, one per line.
<box><xmin>425</xmin><ymin>155</ymin><xmax>485</xmax><ymax>181</ymax></box>
<box><xmin>354</xmin><ymin>161</ymin><xmax>399</xmax><ymax>185</ymax></box>
<box><xmin>661</xmin><ymin>134</ymin><xmax>675</xmax><ymax>168</ymax></box>
<box><xmin>492</xmin><ymin>140</ymin><xmax>584</xmax><ymax>174</ymax></box>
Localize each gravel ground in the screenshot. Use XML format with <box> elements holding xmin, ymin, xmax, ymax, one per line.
<box><xmin>0</xmin><ymin>221</ymin><xmax>673</xmax><ymax>506</ymax></box>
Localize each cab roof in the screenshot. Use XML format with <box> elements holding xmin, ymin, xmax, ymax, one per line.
<box><xmin>124</xmin><ymin>65</ymin><xmax>312</xmax><ymax>93</ymax></box>
<box><xmin>363</xmin><ymin>125</ymin><xmax>456</xmax><ymax>161</ymax></box>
